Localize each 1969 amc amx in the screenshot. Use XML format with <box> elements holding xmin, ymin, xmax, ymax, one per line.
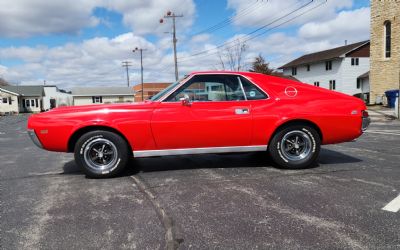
<box><xmin>27</xmin><ymin>71</ymin><xmax>370</xmax><ymax>178</ymax></box>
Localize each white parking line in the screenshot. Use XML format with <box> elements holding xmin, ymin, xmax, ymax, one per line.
<box><xmin>0</xmin><ymin>132</ymin><xmax>5</xmax><ymax>135</ymax></box>
<box><xmin>382</xmin><ymin>194</ymin><xmax>400</xmax><ymax>212</ymax></box>
<box><xmin>365</xmin><ymin>131</ymin><xmax>400</xmax><ymax>136</ymax></box>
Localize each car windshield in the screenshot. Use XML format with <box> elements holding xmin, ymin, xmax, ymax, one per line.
<box><xmin>150</xmin><ymin>76</ymin><xmax>188</xmax><ymax>101</ymax></box>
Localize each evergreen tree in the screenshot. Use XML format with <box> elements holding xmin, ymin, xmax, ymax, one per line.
<box><xmin>249</xmin><ymin>54</ymin><xmax>277</xmax><ymax>75</ymax></box>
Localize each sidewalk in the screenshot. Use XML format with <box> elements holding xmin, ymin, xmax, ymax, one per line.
<box><xmin>367</xmin><ymin>105</ymin><xmax>397</xmax><ymax>122</ymax></box>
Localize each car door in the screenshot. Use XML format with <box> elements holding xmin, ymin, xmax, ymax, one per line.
<box><xmin>151</xmin><ymin>74</ymin><xmax>253</xmax><ymax>150</ymax></box>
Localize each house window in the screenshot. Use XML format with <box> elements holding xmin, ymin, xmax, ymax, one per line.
<box><xmin>306</xmin><ymin>64</ymin><xmax>310</xmax><ymax>71</ymax></box>
<box><xmin>314</xmin><ymin>81</ymin><xmax>320</xmax><ymax>87</ymax></box>
<box><xmin>325</xmin><ymin>61</ymin><xmax>332</xmax><ymax>71</ymax></box>
<box><xmin>384</xmin><ymin>21</ymin><xmax>391</xmax><ymax>58</ymax></box>
<box><xmin>8</xmin><ymin>97</ymin><xmax>12</xmax><ymax>105</ymax></box>
<box><xmin>2</xmin><ymin>97</ymin><xmax>7</xmax><ymax>104</ymax></box>
<box><xmin>291</xmin><ymin>67</ymin><xmax>297</xmax><ymax>76</ymax></box>
<box><xmin>26</xmin><ymin>99</ymin><xmax>30</xmax><ymax>107</ymax></box>
<box><xmin>92</xmin><ymin>96</ymin><xmax>103</xmax><ymax>103</ymax></box>
<box><xmin>329</xmin><ymin>80</ymin><xmax>336</xmax><ymax>90</ymax></box>
<box><xmin>35</xmin><ymin>99</ymin><xmax>38</xmax><ymax>108</ymax></box>
<box><xmin>357</xmin><ymin>79</ymin><xmax>361</xmax><ymax>89</ymax></box>
<box><xmin>351</xmin><ymin>58</ymin><xmax>359</xmax><ymax>66</ymax></box>
<box><xmin>31</xmin><ymin>100</ymin><xmax>35</xmax><ymax>107</ymax></box>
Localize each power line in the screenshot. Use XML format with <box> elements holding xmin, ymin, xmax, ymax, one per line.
<box><xmin>178</xmin><ymin>0</ymin><xmax>315</xmax><ymax>61</ymax></box>
<box><xmin>190</xmin><ymin>0</ymin><xmax>267</xmax><ymax>37</ymax></box>
<box><xmin>178</xmin><ymin>0</ymin><xmax>327</xmax><ymax>64</ymax></box>
<box><xmin>157</xmin><ymin>0</ymin><xmax>327</xmax><ymax>75</ymax></box>
<box><xmin>121</xmin><ymin>61</ymin><xmax>132</xmax><ymax>87</ymax></box>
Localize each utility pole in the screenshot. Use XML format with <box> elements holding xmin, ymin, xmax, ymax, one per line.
<box><xmin>160</xmin><ymin>11</ymin><xmax>183</xmax><ymax>81</ymax></box>
<box><xmin>121</xmin><ymin>61</ymin><xmax>132</xmax><ymax>87</ymax></box>
<box><xmin>132</xmin><ymin>48</ymin><xmax>147</xmax><ymax>101</ymax></box>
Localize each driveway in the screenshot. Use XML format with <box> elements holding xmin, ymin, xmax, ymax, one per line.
<box><xmin>1</xmin><ymin>114</ymin><xmax>399</xmax><ymax>249</ymax></box>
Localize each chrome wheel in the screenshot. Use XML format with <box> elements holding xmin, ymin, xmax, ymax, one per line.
<box><xmin>83</xmin><ymin>138</ymin><xmax>118</xmax><ymax>172</ymax></box>
<box><xmin>280</xmin><ymin>130</ymin><xmax>312</xmax><ymax>161</ymax></box>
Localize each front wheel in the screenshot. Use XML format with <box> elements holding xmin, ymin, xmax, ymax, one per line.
<box><xmin>74</xmin><ymin>130</ymin><xmax>129</xmax><ymax>178</ymax></box>
<box><xmin>268</xmin><ymin>125</ymin><xmax>320</xmax><ymax>169</ymax></box>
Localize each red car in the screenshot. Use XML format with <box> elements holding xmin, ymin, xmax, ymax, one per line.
<box><xmin>27</xmin><ymin>71</ymin><xmax>370</xmax><ymax>178</ymax></box>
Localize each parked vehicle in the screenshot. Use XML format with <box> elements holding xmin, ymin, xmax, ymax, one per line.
<box><xmin>27</xmin><ymin>71</ymin><xmax>370</xmax><ymax>178</ymax></box>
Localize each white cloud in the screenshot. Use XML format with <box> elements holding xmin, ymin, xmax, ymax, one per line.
<box><xmin>0</xmin><ymin>33</ymin><xmax>165</xmax><ymax>87</ymax></box>
<box><xmin>299</xmin><ymin>7</ymin><xmax>370</xmax><ymax>42</ymax></box>
<box><xmin>0</xmin><ymin>65</ymin><xmax>7</xmax><ymax>76</ymax></box>
<box><xmin>0</xmin><ymin>30</ymin><xmax>230</xmax><ymax>87</ymax></box>
<box><xmin>0</xmin><ymin>46</ymin><xmax>46</xmax><ymax>62</ymax></box>
<box><xmin>227</xmin><ymin>0</ymin><xmax>353</xmax><ymax>28</ymax></box>
<box><xmin>190</xmin><ymin>34</ymin><xmax>211</xmax><ymax>43</ymax></box>
<box><xmin>102</xmin><ymin>0</ymin><xmax>196</xmax><ymax>35</ymax></box>
<box><xmin>0</xmin><ymin>0</ymin><xmax>196</xmax><ymax>37</ymax></box>
<box><xmin>0</xmin><ymin>0</ymin><xmax>99</xmax><ymax>37</ymax></box>
<box><xmin>0</xmin><ymin>2</ymin><xmax>371</xmax><ymax>88</ymax></box>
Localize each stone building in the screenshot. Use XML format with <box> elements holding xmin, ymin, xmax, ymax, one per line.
<box><xmin>370</xmin><ymin>0</ymin><xmax>400</xmax><ymax>104</ymax></box>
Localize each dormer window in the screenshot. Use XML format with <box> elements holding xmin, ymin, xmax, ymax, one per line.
<box><xmin>351</xmin><ymin>58</ymin><xmax>359</xmax><ymax>66</ymax></box>
<box><xmin>291</xmin><ymin>67</ymin><xmax>297</xmax><ymax>76</ymax></box>
<box><xmin>325</xmin><ymin>61</ymin><xmax>332</xmax><ymax>71</ymax></box>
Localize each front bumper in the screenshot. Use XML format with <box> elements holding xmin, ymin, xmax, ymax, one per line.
<box><xmin>27</xmin><ymin>129</ymin><xmax>43</xmax><ymax>149</ymax></box>
<box><xmin>362</xmin><ymin>117</ymin><xmax>371</xmax><ymax>131</ymax></box>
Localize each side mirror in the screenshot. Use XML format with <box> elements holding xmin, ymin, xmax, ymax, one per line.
<box><xmin>179</xmin><ymin>94</ymin><xmax>192</xmax><ymax>106</ymax></box>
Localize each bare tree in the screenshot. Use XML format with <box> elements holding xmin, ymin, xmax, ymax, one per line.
<box><xmin>217</xmin><ymin>39</ymin><xmax>247</xmax><ymax>71</ymax></box>
<box><xmin>0</xmin><ymin>77</ymin><xmax>9</xmax><ymax>86</ymax></box>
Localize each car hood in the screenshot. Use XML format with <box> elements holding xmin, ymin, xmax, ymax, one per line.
<box><xmin>44</xmin><ymin>101</ymin><xmax>155</xmax><ymax>114</ymax></box>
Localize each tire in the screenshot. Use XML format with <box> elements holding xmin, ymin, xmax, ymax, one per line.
<box><xmin>268</xmin><ymin>125</ymin><xmax>320</xmax><ymax>169</ymax></box>
<box><xmin>74</xmin><ymin>130</ymin><xmax>129</xmax><ymax>178</ymax></box>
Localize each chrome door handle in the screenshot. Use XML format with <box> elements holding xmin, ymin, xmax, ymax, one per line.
<box><xmin>235</xmin><ymin>108</ymin><xmax>250</xmax><ymax>114</ymax></box>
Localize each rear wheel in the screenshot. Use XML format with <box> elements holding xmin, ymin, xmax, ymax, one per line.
<box><xmin>268</xmin><ymin>125</ymin><xmax>320</xmax><ymax>169</ymax></box>
<box><xmin>74</xmin><ymin>130</ymin><xmax>129</xmax><ymax>178</ymax></box>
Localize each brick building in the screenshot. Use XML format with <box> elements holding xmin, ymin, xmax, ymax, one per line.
<box><xmin>133</xmin><ymin>82</ymin><xmax>171</xmax><ymax>102</ymax></box>
<box><xmin>370</xmin><ymin>0</ymin><xmax>400</xmax><ymax>104</ymax></box>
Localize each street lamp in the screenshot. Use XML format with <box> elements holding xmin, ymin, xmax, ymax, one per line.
<box><xmin>160</xmin><ymin>11</ymin><xmax>183</xmax><ymax>81</ymax></box>
<box><xmin>132</xmin><ymin>47</ymin><xmax>146</xmax><ymax>101</ymax></box>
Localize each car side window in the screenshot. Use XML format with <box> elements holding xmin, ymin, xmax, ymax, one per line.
<box><xmin>165</xmin><ymin>75</ymin><xmax>246</xmax><ymax>102</ymax></box>
<box><xmin>240</xmin><ymin>76</ymin><xmax>268</xmax><ymax>100</ymax></box>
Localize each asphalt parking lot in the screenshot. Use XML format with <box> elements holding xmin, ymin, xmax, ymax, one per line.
<box><xmin>1</xmin><ymin>114</ymin><xmax>399</xmax><ymax>249</ymax></box>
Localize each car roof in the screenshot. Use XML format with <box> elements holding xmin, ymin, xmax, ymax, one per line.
<box><xmin>188</xmin><ymin>71</ymin><xmax>286</xmax><ymax>92</ymax></box>
<box><xmin>190</xmin><ymin>70</ymin><xmax>260</xmax><ymax>76</ymax></box>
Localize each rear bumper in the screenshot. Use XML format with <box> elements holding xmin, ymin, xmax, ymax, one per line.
<box><xmin>362</xmin><ymin>117</ymin><xmax>371</xmax><ymax>131</ymax></box>
<box><xmin>27</xmin><ymin>129</ymin><xmax>43</xmax><ymax>149</ymax></box>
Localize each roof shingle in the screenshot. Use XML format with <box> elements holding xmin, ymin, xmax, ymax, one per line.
<box><xmin>279</xmin><ymin>40</ymin><xmax>370</xmax><ymax>69</ymax></box>
<box><xmin>1</xmin><ymin>85</ymin><xmax>45</xmax><ymax>96</ymax></box>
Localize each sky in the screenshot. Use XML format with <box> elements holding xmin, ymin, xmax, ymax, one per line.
<box><xmin>0</xmin><ymin>0</ymin><xmax>370</xmax><ymax>89</ymax></box>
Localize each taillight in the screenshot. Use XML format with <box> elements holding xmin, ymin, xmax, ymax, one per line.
<box><xmin>361</xmin><ymin>110</ymin><xmax>370</xmax><ymax>131</ymax></box>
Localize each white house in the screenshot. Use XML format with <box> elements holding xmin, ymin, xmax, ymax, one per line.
<box><xmin>1</xmin><ymin>85</ymin><xmax>72</xmax><ymax>113</ymax></box>
<box><xmin>0</xmin><ymin>87</ymin><xmax>20</xmax><ymax>115</ymax></box>
<box><xmin>279</xmin><ymin>41</ymin><xmax>370</xmax><ymax>102</ymax></box>
<box><xmin>43</xmin><ymin>86</ymin><xmax>72</xmax><ymax>110</ymax></box>
<box><xmin>71</xmin><ymin>87</ymin><xmax>135</xmax><ymax>106</ymax></box>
